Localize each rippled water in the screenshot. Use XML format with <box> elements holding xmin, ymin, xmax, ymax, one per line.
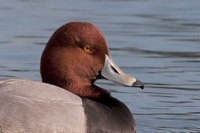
<box><xmin>1</xmin><ymin>0</ymin><xmax>200</xmax><ymax>132</ymax></box>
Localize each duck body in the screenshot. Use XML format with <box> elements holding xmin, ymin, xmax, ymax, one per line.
<box><xmin>0</xmin><ymin>79</ymin><xmax>135</xmax><ymax>133</ymax></box>
<box><xmin>83</xmin><ymin>96</ymin><xmax>135</xmax><ymax>133</ymax></box>
<box><xmin>0</xmin><ymin>22</ymin><xmax>143</xmax><ymax>133</ymax></box>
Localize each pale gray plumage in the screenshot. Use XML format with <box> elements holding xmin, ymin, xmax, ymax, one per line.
<box><xmin>0</xmin><ymin>79</ymin><xmax>86</xmax><ymax>133</ymax></box>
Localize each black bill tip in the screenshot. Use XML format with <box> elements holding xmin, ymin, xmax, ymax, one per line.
<box><xmin>132</xmin><ymin>80</ymin><xmax>144</xmax><ymax>89</ymax></box>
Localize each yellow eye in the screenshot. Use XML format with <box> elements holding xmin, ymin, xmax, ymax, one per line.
<box><xmin>83</xmin><ymin>46</ymin><xmax>92</xmax><ymax>53</ymax></box>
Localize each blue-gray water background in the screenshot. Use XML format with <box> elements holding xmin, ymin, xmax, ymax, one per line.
<box><xmin>1</xmin><ymin>0</ymin><xmax>200</xmax><ymax>132</ymax></box>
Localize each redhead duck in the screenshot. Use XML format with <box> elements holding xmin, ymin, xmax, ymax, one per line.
<box><xmin>0</xmin><ymin>22</ymin><xmax>144</xmax><ymax>133</ymax></box>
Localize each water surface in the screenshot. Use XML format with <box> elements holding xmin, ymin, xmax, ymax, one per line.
<box><xmin>1</xmin><ymin>0</ymin><xmax>200</xmax><ymax>132</ymax></box>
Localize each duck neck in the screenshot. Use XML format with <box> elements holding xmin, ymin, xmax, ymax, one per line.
<box><xmin>65</xmin><ymin>80</ymin><xmax>109</xmax><ymax>99</ymax></box>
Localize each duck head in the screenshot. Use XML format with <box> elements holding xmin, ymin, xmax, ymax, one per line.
<box><xmin>41</xmin><ymin>22</ymin><xmax>143</xmax><ymax>99</ymax></box>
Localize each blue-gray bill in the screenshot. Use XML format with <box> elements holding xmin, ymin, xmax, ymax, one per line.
<box><xmin>100</xmin><ymin>55</ymin><xmax>144</xmax><ymax>89</ymax></box>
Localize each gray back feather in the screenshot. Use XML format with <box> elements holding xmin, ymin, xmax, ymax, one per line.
<box><xmin>0</xmin><ymin>79</ymin><xmax>86</xmax><ymax>133</ymax></box>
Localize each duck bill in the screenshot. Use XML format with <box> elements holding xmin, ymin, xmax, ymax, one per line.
<box><xmin>100</xmin><ymin>55</ymin><xmax>144</xmax><ymax>89</ymax></box>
